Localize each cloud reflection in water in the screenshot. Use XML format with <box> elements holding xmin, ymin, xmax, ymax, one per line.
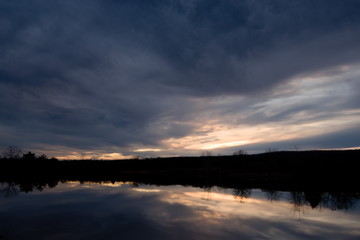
<box><xmin>0</xmin><ymin>182</ymin><xmax>359</xmax><ymax>240</ymax></box>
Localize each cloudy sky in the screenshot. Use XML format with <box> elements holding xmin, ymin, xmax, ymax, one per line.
<box><xmin>1</xmin><ymin>0</ymin><xmax>360</xmax><ymax>159</ymax></box>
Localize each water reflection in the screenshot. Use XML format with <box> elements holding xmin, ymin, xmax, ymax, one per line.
<box><xmin>0</xmin><ymin>181</ymin><xmax>359</xmax><ymax>240</ymax></box>
<box><xmin>1</xmin><ymin>181</ymin><xmax>359</xmax><ymax>211</ymax></box>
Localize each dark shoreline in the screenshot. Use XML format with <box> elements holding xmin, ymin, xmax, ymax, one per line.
<box><xmin>1</xmin><ymin>150</ymin><xmax>360</xmax><ymax>192</ymax></box>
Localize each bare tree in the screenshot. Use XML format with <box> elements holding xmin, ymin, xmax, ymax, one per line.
<box><xmin>265</xmin><ymin>147</ymin><xmax>278</xmax><ymax>153</ymax></box>
<box><xmin>2</xmin><ymin>146</ymin><xmax>22</xmax><ymax>159</ymax></box>
<box><xmin>233</xmin><ymin>149</ymin><xmax>247</xmax><ymax>156</ymax></box>
<box><xmin>37</xmin><ymin>154</ymin><xmax>48</xmax><ymax>160</ymax></box>
<box><xmin>201</xmin><ymin>151</ymin><xmax>213</xmax><ymax>157</ymax></box>
<box><xmin>294</xmin><ymin>145</ymin><xmax>301</xmax><ymax>151</ymax></box>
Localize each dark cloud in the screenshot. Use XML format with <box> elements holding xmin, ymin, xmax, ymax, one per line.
<box><xmin>1</xmin><ymin>0</ymin><xmax>360</xmax><ymax>154</ymax></box>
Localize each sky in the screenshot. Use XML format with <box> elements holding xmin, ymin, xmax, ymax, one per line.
<box><xmin>1</xmin><ymin>0</ymin><xmax>360</xmax><ymax>159</ymax></box>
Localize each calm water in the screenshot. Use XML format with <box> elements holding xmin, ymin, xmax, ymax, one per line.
<box><xmin>0</xmin><ymin>181</ymin><xmax>359</xmax><ymax>240</ymax></box>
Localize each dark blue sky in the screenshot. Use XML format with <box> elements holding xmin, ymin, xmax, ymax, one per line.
<box><xmin>1</xmin><ymin>0</ymin><xmax>360</xmax><ymax>158</ymax></box>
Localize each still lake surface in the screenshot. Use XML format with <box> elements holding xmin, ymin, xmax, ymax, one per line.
<box><xmin>0</xmin><ymin>181</ymin><xmax>359</xmax><ymax>240</ymax></box>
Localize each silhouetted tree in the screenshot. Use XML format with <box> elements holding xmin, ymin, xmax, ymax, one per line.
<box><xmin>22</xmin><ymin>152</ymin><xmax>36</xmax><ymax>161</ymax></box>
<box><xmin>37</xmin><ymin>154</ymin><xmax>48</xmax><ymax>160</ymax></box>
<box><xmin>265</xmin><ymin>147</ymin><xmax>278</xmax><ymax>153</ymax></box>
<box><xmin>201</xmin><ymin>151</ymin><xmax>213</xmax><ymax>157</ymax></box>
<box><xmin>2</xmin><ymin>146</ymin><xmax>22</xmax><ymax>159</ymax></box>
<box><xmin>233</xmin><ymin>149</ymin><xmax>247</xmax><ymax>156</ymax></box>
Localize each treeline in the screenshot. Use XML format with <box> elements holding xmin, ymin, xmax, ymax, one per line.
<box><xmin>1</xmin><ymin>148</ymin><xmax>360</xmax><ymax>192</ymax></box>
<box><xmin>0</xmin><ymin>146</ymin><xmax>58</xmax><ymax>162</ymax></box>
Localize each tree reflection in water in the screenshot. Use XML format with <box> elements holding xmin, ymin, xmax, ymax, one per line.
<box><xmin>262</xmin><ymin>189</ymin><xmax>282</xmax><ymax>202</ymax></box>
<box><xmin>0</xmin><ymin>182</ymin><xmax>19</xmax><ymax>198</ymax></box>
<box><xmin>1</xmin><ymin>180</ymin><xmax>359</xmax><ymax>211</ymax></box>
<box><xmin>233</xmin><ymin>188</ymin><xmax>252</xmax><ymax>202</ymax></box>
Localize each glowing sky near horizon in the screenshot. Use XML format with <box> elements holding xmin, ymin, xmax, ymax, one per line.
<box><xmin>1</xmin><ymin>0</ymin><xmax>360</xmax><ymax>159</ymax></box>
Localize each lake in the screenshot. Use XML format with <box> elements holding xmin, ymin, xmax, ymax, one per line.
<box><xmin>0</xmin><ymin>181</ymin><xmax>359</xmax><ymax>240</ymax></box>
